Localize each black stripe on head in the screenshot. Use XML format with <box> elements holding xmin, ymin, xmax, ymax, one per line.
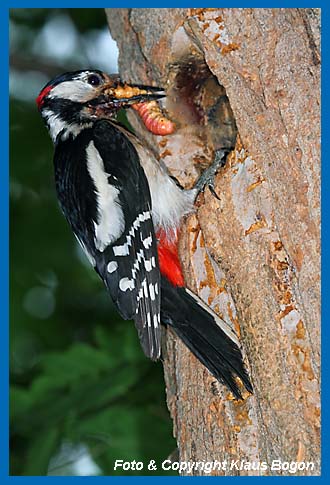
<box><xmin>42</xmin><ymin>70</ymin><xmax>106</xmax><ymax>91</ymax></box>
<box><xmin>36</xmin><ymin>70</ymin><xmax>107</xmax><ymax>110</ymax></box>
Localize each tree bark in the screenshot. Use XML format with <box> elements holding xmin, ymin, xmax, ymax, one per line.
<box><xmin>106</xmin><ymin>8</ymin><xmax>320</xmax><ymax>476</ymax></box>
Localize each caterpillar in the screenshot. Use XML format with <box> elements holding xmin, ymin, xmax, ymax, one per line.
<box><xmin>132</xmin><ymin>101</ymin><xmax>176</xmax><ymax>136</ymax></box>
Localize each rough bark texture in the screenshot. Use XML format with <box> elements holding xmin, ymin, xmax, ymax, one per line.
<box><xmin>106</xmin><ymin>8</ymin><xmax>320</xmax><ymax>476</ymax></box>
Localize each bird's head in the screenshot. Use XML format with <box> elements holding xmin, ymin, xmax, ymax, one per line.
<box><xmin>36</xmin><ymin>69</ymin><xmax>164</xmax><ymax>142</ymax></box>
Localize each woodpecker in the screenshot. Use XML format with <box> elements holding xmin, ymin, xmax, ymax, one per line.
<box><xmin>36</xmin><ymin>69</ymin><xmax>252</xmax><ymax>399</ymax></box>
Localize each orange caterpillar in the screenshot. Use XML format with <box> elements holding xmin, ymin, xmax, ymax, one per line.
<box><xmin>132</xmin><ymin>101</ymin><xmax>176</xmax><ymax>136</ymax></box>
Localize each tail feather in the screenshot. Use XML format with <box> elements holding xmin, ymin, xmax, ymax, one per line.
<box><xmin>160</xmin><ymin>276</ymin><xmax>252</xmax><ymax>399</ymax></box>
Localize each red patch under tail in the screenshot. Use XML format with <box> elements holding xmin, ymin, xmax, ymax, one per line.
<box><xmin>156</xmin><ymin>228</ymin><xmax>184</xmax><ymax>287</ymax></box>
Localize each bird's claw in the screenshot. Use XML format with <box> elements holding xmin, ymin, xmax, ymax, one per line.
<box><xmin>208</xmin><ymin>184</ymin><xmax>221</xmax><ymax>200</ymax></box>
<box><xmin>194</xmin><ymin>149</ymin><xmax>228</xmax><ymax>200</ymax></box>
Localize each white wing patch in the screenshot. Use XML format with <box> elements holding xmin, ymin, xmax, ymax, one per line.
<box><xmin>119</xmin><ymin>277</ymin><xmax>135</xmax><ymax>292</ymax></box>
<box><xmin>144</xmin><ymin>259</ymin><xmax>152</xmax><ymax>272</ymax></box>
<box><xmin>107</xmin><ymin>261</ymin><xmax>118</xmax><ymax>273</ymax></box>
<box><xmin>142</xmin><ymin>234</ymin><xmax>153</xmax><ymax>249</ymax></box>
<box><xmin>149</xmin><ymin>283</ymin><xmax>156</xmax><ymax>301</ymax></box>
<box><xmin>86</xmin><ymin>141</ymin><xmax>124</xmax><ymax>252</ymax></box>
<box><xmin>113</xmin><ymin>243</ymin><xmax>130</xmax><ymax>256</ymax></box>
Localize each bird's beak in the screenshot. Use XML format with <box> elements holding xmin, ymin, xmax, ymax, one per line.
<box><xmin>101</xmin><ymin>80</ymin><xmax>165</xmax><ymax>106</ymax></box>
<box><xmin>86</xmin><ymin>74</ymin><xmax>166</xmax><ymax>118</ymax></box>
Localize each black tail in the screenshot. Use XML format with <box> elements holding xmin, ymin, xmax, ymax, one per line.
<box><xmin>160</xmin><ymin>277</ymin><xmax>252</xmax><ymax>399</ymax></box>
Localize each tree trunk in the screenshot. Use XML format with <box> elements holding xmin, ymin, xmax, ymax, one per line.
<box><xmin>106</xmin><ymin>8</ymin><xmax>320</xmax><ymax>476</ymax></box>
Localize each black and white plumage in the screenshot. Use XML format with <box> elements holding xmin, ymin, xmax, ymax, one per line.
<box><xmin>37</xmin><ymin>69</ymin><xmax>252</xmax><ymax>398</ymax></box>
<box><xmin>54</xmin><ymin>118</ymin><xmax>161</xmax><ymax>359</ymax></box>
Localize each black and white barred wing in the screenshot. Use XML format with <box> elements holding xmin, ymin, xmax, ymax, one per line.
<box><xmin>100</xmin><ymin>206</ymin><xmax>161</xmax><ymax>360</ymax></box>
<box><xmin>91</xmin><ymin>120</ymin><xmax>161</xmax><ymax>360</ymax></box>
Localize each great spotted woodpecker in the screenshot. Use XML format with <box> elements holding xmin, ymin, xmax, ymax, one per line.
<box><xmin>36</xmin><ymin>69</ymin><xmax>252</xmax><ymax>399</ymax></box>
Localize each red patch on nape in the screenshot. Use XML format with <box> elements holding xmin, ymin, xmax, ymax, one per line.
<box><xmin>156</xmin><ymin>228</ymin><xmax>184</xmax><ymax>287</ymax></box>
<box><xmin>36</xmin><ymin>85</ymin><xmax>53</xmax><ymax>109</ymax></box>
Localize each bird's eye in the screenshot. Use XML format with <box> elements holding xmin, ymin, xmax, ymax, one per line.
<box><xmin>87</xmin><ymin>74</ymin><xmax>102</xmax><ymax>87</ymax></box>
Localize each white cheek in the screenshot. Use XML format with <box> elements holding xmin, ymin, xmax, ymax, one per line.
<box><xmin>50</xmin><ymin>80</ymin><xmax>94</xmax><ymax>102</ymax></box>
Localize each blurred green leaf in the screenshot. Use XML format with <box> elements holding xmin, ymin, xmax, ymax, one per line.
<box><xmin>22</xmin><ymin>427</ymin><xmax>60</xmax><ymax>476</ymax></box>
<box><xmin>10</xmin><ymin>9</ymin><xmax>176</xmax><ymax>476</ymax></box>
<box><xmin>79</xmin><ymin>406</ymin><xmax>176</xmax><ymax>476</ymax></box>
<box><xmin>67</xmin><ymin>9</ymin><xmax>106</xmax><ymax>32</ymax></box>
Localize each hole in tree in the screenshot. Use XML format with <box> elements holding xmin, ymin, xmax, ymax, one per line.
<box><xmin>167</xmin><ymin>56</ymin><xmax>238</xmax><ymax>153</ymax></box>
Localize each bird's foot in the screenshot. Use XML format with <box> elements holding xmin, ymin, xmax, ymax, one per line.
<box><xmin>193</xmin><ymin>149</ymin><xmax>228</xmax><ymax>200</ymax></box>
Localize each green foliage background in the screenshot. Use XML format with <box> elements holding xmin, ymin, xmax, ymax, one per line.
<box><xmin>10</xmin><ymin>8</ymin><xmax>176</xmax><ymax>476</ymax></box>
